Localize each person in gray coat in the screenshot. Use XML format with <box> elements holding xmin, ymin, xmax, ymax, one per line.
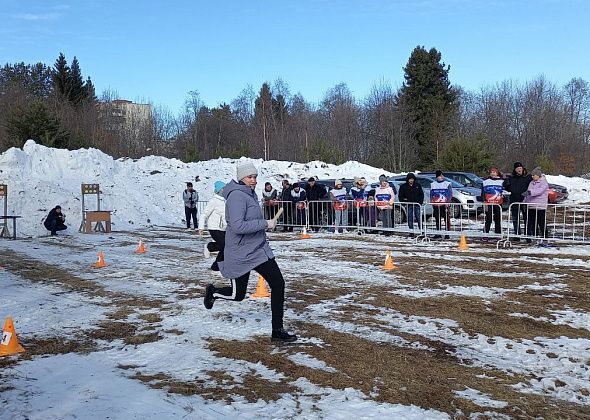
<box><xmin>203</xmin><ymin>161</ymin><xmax>297</xmax><ymax>343</ymax></box>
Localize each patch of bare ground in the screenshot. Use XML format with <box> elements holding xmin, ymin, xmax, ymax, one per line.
<box><xmin>289</xmin><ymin>272</ymin><xmax>590</xmax><ymax>342</ymax></box>
<box><xmin>0</xmin><ymin>250</ymin><xmax>169</xmax><ymax>310</ymax></box>
<box><xmin>207</xmin><ymin>323</ymin><xmax>590</xmax><ymax>418</ymax></box>
<box><xmin>138</xmin><ymin>313</ymin><xmax>162</xmax><ymax>323</ymax></box>
<box><xmin>0</xmin><ymin>334</ymin><xmax>97</xmax><ymax>370</ymax></box>
<box><xmin>106</xmin><ymin>307</ymin><xmax>135</xmax><ymax>320</ymax></box>
<box><xmin>85</xmin><ymin>320</ymin><xmax>162</xmax><ymax>346</ymax></box>
<box><xmin>363</xmin><ymin>293</ymin><xmax>590</xmax><ymax>341</ymax></box>
<box><xmin>151</xmin><ymin>244</ymin><xmax>195</xmax><ymax>252</ymax></box>
<box><xmin>128</xmin><ymin>369</ymin><xmax>298</xmax><ymax>403</ymax></box>
<box><xmin>288</xmin><ymin>276</ymin><xmax>350</xmax><ymax>313</ymax></box>
<box><xmin>176</xmin><ymin>287</ymin><xmax>204</xmax><ymax>300</ymax></box>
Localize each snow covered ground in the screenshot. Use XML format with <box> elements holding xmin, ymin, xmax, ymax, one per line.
<box><xmin>1</xmin><ymin>142</ymin><xmax>590</xmax><ymax>419</ymax></box>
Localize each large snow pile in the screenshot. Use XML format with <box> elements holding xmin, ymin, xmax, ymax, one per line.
<box><xmin>0</xmin><ymin>140</ymin><xmax>394</xmax><ymax>236</ymax></box>
<box><xmin>1</xmin><ymin>140</ymin><xmax>589</xmax><ymax>237</ymax></box>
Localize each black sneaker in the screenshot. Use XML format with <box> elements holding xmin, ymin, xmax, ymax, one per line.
<box><xmin>204</xmin><ymin>284</ymin><xmax>215</xmax><ymax>309</ymax></box>
<box><xmin>271</xmin><ymin>328</ymin><xmax>297</xmax><ymax>343</ymax></box>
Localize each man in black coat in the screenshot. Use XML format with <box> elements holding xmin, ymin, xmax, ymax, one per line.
<box><xmin>279</xmin><ymin>179</ymin><xmax>294</xmax><ymax>232</ymax></box>
<box><xmin>398</xmin><ymin>173</ymin><xmax>424</xmax><ymax>235</ymax></box>
<box><xmin>503</xmin><ymin>161</ymin><xmax>532</xmax><ymax>235</ymax></box>
<box><xmin>304</xmin><ymin>177</ymin><xmax>327</xmax><ymax>232</ymax></box>
<box><xmin>44</xmin><ymin>205</ymin><xmax>67</xmax><ymax>236</ymax></box>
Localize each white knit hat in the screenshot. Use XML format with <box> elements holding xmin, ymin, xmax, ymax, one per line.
<box><xmin>236</xmin><ymin>162</ymin><xmax>258</xmax><ymax>180</ymax></box>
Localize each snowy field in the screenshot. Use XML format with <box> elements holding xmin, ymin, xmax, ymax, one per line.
<box><xmin>1</xmin><ymin>141</ymin><xmax>590</xmax><ymax>418</ymax></box>
<box><xmin>1</xmin><ymin>228</ymin><xmax>590</xmax><ymax>419</ymax></box>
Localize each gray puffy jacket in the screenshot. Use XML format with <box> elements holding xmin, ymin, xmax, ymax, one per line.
<box><xmin>219</xmin><ymin>180</ymin><xmax>274</xmax><ymax>279</ymax></box>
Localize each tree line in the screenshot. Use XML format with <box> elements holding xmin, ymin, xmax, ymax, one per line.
<box><xmin>1</xmin><ymin>47</ymin><xmax>589</xmax><ymax>176</ymax></box>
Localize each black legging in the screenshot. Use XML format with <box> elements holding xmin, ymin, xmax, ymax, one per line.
<box><xmin>484</xmin><ymin>205</ymin><xmax>502</xmax><ymax>234</ymax></box>
<box><xmin>212</xmin><ymin>258</ymin><xmax>285</xmax><ymax>330</ymax></box>
<box><xmin>207</xmin><ymin>230</ymin><xmax>225</xmax><ymax>271</ymax></box>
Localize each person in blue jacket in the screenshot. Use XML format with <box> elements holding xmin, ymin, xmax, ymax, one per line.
<box><xmin>203</xmin><ymin>162</ymin><xmax>297</xmax><ymax>343</ymax></box>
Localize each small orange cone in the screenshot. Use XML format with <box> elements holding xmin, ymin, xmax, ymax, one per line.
<box><xmin>251</xmin><ymin>274</ymin><xmax>271</xmax><ymax>298</ymax></box>
<box><xmin>458</xmin><ymin>235</ymin><xmax>469</xmax><ymax>251</ymax></box>
<box><xmin>135</xmin><ymin>239</ymin><xmax>146</xmax><ymax>254</ymax></box>
<box><xmin>0</xmin><ymin>317</ymin><xmax>25</xmax><ymax>357</ymax></box>
<box><xmin>93</xmin><ymin>251</ymin><xmax>107</xmax><ymax>268</ymax></box>
<box><xmin>300</xmin><ymin>227</ymin><xmax>311</xmax><ymax>239</ymax></box>
<box><xmin>383</xmin><ymin>250</ymin><xmax>398</xmax><ymax>270</ymax></box>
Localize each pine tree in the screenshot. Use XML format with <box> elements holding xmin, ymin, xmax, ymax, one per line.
<box><xmin>84</xmin><ymin>76</ymin><xmax>97</xmax><ymax>102</ymax></box>
<box><xmin>398</xmin><ymin>46</ymin><xmax>458</xmax><ymax>169</ymax></box>
<box><xmin>68</xmin><ymin>57</ymin><xmax>85</xmax><ymax>104</ymax></box>
<box><xmin>53</xmin><ymin>52</ymin><xmax>70</xmax><ymax>98</ymax></box>
<box><xmin>6</xmin><ymin>101</ymin><xmax>69</xmax><ymax>148</ymax></box>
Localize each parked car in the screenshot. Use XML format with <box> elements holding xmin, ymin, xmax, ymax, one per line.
<box><xmin>370</xmin><ymin>180</ymin><xmax>433</xmax><ymax>224</ymax></box>
<box><xmin>548</xmin><ymin>183</ymin><xmax>569</xmax><ymax>203</ymax></box>
<box><xmin>392</xmin><ymin>174</ymin><xmax>483</xmax><ymax>218</ymax></box>
<box><xmin>421</xmin><ymin>170</ymin><xmax>512</xmax><ymax>209</ymax></box>
<box><xmin>421</xmin><ymin>171</ymin><xmax>484</xmax><ymax>189</ymax></box>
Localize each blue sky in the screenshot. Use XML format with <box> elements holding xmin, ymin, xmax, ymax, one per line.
<box><xmin>2</xmin><ymin>0</ymin><xmax>589</xmax><ymax>114</ymax></box>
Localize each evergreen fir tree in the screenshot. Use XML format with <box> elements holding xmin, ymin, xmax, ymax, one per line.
<box><xmin>84</xmin><ymin>76</ymin><xmax>97</xmax><ymax>102</ymax></box>
<box><xmin>6</xmin><ymin>101</ymin><xmax>69</xmax><ymax>148</ymax></box>
<box><xmin>398</xmin><ymin>46</ymin><xmax>458</xmax><ymax>169</ymax></box>
<box><xmin>53</xmin><ymin>52</ymin><xmax>70</xmax><ymax>98</ymax></box>
<box><xmin>68</xmin><ymin>56</ymin><xmax>85</xmax><ymax>104</ymax></box>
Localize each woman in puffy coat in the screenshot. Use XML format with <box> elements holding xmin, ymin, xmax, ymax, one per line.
<box><xmin>203</xmin><ymin>162</ymin><xmax>297</xmax><ymax>343</ymax></box>
<box><xmin>198</xmin><ymin>181</ymin><xmax>227</xmax><ymax>271</ymax></box>
<box><xmin>522</xmin><ymin>167</ymin><xmax>549</xmax><ymax>240</ymax></box>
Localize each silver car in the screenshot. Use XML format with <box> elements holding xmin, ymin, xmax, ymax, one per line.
<box><xmin>392</xmin><ymin>175</ymin><xmax>483</xmax><ymax>218</ymax></box>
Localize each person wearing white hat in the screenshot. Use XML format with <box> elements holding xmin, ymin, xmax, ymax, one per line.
<box><xmin>203</xmin><ymin>161</ymin><xmax>297</xmax><ymax>343</ymax></box>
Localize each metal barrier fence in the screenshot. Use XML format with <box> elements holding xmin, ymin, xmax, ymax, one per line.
<box><xmin>264</xmin><ymin>200</ymin><xmax>308</xmax><ymax>231</ymax></box>
<box><xmin>500</xmin><ymin>203</ymin><xmax>590</xmax><ymax>247</ymax></box>
<box><xmin>421</xmin><ymin>203</ymin><xmax>504</xmax><ymax>242</ymax></box>
<box><xmin>214</xmin><ymin>199</ymin><xmax>590</xmax><ymax>247</ymax></box>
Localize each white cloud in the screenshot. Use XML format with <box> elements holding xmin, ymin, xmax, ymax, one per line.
<box><xmin>13</xmin><ymin>12</ymin><xmax>61</xmax><ymax>21</ymax></box>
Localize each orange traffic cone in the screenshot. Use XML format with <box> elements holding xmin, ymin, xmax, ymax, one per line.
<box><xmin>93</xmin><ymin>251</ymin><xmax>107</xmax><ymax>268</ymax></box>
<box><xmin>135</xmin><ymin>239</ymin><xmax>146</xmax><ymax>254</ymax></box>
<box><xmin>251</xmin><ymin>274</ymin><xmax>271</xmax><ymax>298</ymax></box>
<box><xmin>458</xmin><ymin>234</ymin><xmax>469</xmax><ymax>251</ymax></box>
<box><xmin>383</xmin><ymin>250</ymin><xmax>398</xmax><ymax>270</ymax></box>
<box><xmin>300</xmin><ymin>227</ymin><xmax>311</xmax><ymax>239</ymax></box>
<box><xmin>0</xmin><ymin>317</ymin><xmax>25</xmax><ymax>357</ymax></box>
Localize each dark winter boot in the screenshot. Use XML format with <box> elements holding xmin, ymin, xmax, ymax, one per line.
<box><xmin>203</xmin><ymin>284</ymin><xmax>215</xmax><ymax>309</ymax></box>
<box><xmin>271</xmin><ymin>328</ymin><xmax>297</xmax><ymax>343</ymax></box>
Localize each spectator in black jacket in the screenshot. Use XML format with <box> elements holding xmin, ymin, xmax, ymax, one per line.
<box><xmin>503</xmin><ymin>162</ymin><xmax>532</xmax><ymax>236</ymax></box>
<box><xmin>304</xmin><ymin>177</ymin><xmax>327</xmax><ymax>232</ymax></box>
<box><xmin>398</xmin><ymin>173</ymin><xmax>424</xmax><ymax>235</ymax></box>
<box><xmin>44</xmin><ymin>205</ymin><xmax>67</xmax><ymax>236</ymax></box>
<box><xmin>279</xmin><ymin>179</ymin><xmax>294</xmax><ymax>232</ymax></box>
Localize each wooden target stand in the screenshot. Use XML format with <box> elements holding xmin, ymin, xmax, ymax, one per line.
<box><xmin>0</xmin><ymin>184</ymin><xmax>21</xmax><ymax>239</ymax></box>
<box><xmin>78</xmin><ymin>184</ymin><xmax>112</xmax><ymax>233</ymax></box>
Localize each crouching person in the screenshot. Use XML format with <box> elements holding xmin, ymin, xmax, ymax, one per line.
<box><xmin>44</xmin><ymin>205</ymin><xmax>67</xmax><ymax>236</ymax></box>
<box><xmin>203</xmin><ymin>162</ymin><xmax>297</xmax><ymax>343</ymax></box>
